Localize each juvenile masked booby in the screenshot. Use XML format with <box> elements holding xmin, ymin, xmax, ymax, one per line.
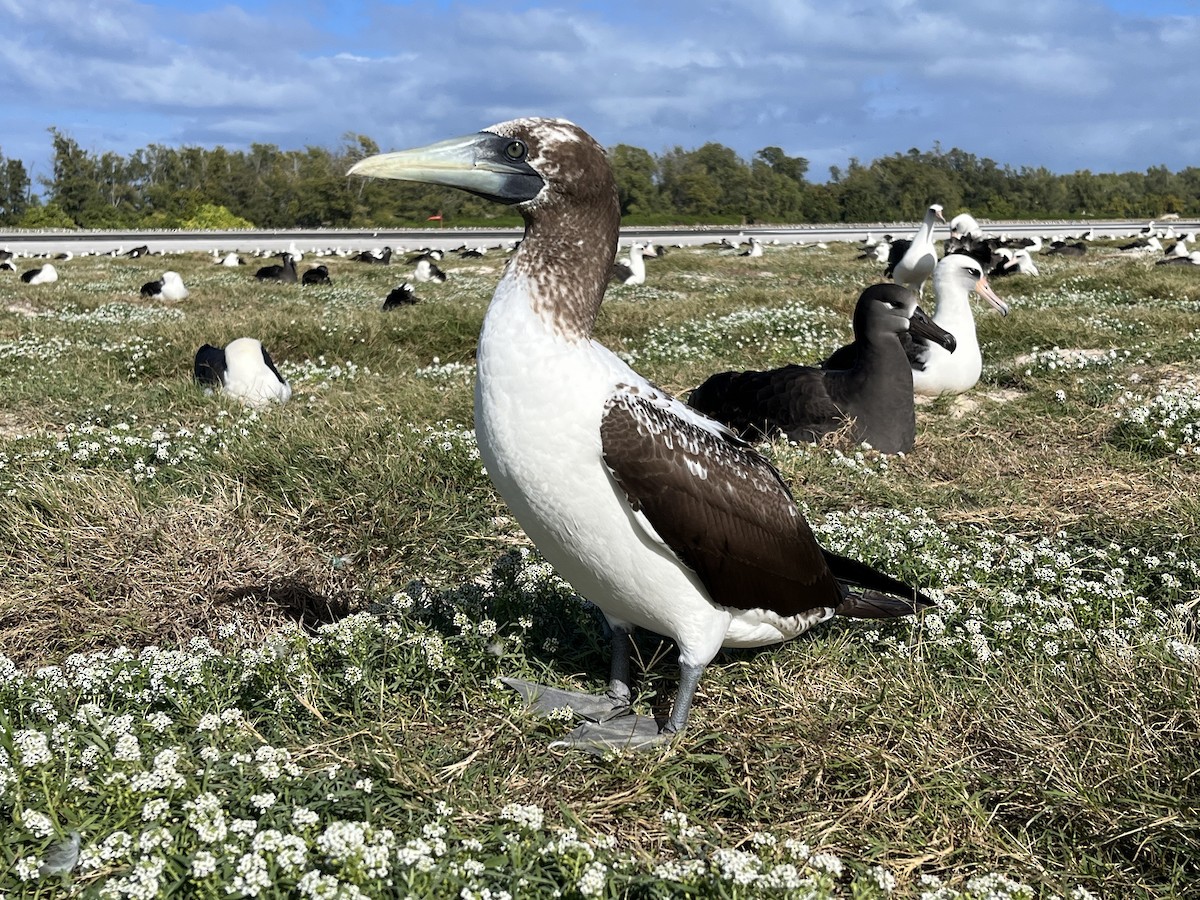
<box><xmin>349</xmin><ymin>118</ymin><xmax>931</xmax><ymax>750</ymax></box>
<box><xmin>689</xmin><ymin>284</ymin><xmax>956</xmax><ymax>454</ymax></box>
<box><xmin>193</xmin><ymin>337</ymin><xmax>292</xmax><ymax>408</ymax></box>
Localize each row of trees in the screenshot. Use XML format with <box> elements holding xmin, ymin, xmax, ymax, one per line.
<box><xmin>0</xmin><ymin>129</ymin><xmax>1195</xmax><ymax>231</ymax></box>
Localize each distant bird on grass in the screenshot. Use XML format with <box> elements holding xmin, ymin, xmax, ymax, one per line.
<box><xmin>382</xmin><ymin>282</ymin><xmax>419</xmax><ymax>309</ymax></box>
<box><xmin>610</xmin><ymin>242</ymin><xmax>647</xmax><ymax>285</ymax></box>
<box><xmin>414</xmin><ymin>257</ymin><xmax>447</xmax><ymax>283</ymax></box>
<box><xmin>21</xmin><ymin>264</ymin><xmax>57</xmax><ymax>284</ymax></box>
<box><xmin>352</xmin><ymin>246</ymin><xmax>392</xmax><ymax>264</ymax></box>
<box><xmin>302</xmin><ymin>264</ymin><xmax>332</xmax><ymax>285</ymax></box>
<box><xmin>255</xmin><ymin>254</ymin><xmax>298</xmax><ymax>283</ymax></box>
<box><xmin>194</xmin><ymin>338</ymin><xmax>292</xmax><ymax>408</ymax></box>
<box><xmin>140</xmin><ymin>271</ymin><xmax>189</xmax><ymax>301</ymax></box>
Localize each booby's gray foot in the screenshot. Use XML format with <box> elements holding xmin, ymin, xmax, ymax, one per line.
<box><xmin>551</xmin><ymin>714</ymin><xmax>672</xmax><ymax>755</ymax></box>
<box><xmin>501</xmin><ymin>677</ymin><xmax>631</xmax><ymax>723</ymax></box>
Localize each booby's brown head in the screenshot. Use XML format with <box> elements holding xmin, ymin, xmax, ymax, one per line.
<box><xmin>350</xmin><ymin>118</ymin><xmax>621</xmax><ymax>338</ymax></box>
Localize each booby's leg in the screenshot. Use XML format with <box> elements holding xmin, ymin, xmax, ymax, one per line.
<box><xmin>662</xmin><ymin>661</ymin><xmax>705</xmax><ymax>735</ymax></box>
<box><xmin>501</xmin><ymin>625</ymin><xmax>635</xmax><ymax>724</ymax></box>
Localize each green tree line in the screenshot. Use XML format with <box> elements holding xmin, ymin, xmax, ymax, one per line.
<box><xmin>0</xmin><ymin>129</ymin><xmax>1195</xmax><ymax>231</ymax></box>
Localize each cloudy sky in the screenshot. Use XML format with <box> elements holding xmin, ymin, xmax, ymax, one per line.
<box><xmin>3</xmin><ymin>0</ymin><xmax>1199</xmax><ymax>186</ymax></box>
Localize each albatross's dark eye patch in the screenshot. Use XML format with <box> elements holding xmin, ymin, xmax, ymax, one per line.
<box><xmin>504</xmin><ymin>140</ymin><xmax>527</xmax><ymax>161</ymax></box>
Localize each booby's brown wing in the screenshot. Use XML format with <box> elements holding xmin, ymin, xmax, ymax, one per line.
<box><xmin>600</xmin><ymin>390</ymin><xmax>842</xmax><ymax>617</ymax></box>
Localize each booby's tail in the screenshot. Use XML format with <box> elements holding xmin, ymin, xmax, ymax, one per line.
<box><xmin>822</xmin><ymin>548</ymin><xmax>933</xmax><ymax>618</ymax></box>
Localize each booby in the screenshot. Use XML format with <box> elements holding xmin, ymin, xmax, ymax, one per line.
<box><xmin>140</xmin><ymin>271</ymin><xmax>189</xmax><ymax>301</ymax></box>
<box><xmin>414</xmin><ymin>257</ymin><xmax>447</xmax><ymax>283</ymax></box>
<box><xmin>193</xmin><ymin>338</ymin><xmax>292</xmax><ymax>408</ymax></box>
<box><xmin>349</xmin><ymin>118</ymin><xmax>931</xmax><ymax>750</ymax></box>
<box><xmin>609</xmin><ymin>242</ymin><xmax>647</xmax><ymax>285</ymax></box>
<box><xmin>382</xmin><ymin>282</ymin><xmax>419</xmax><ymax>309</ymax></box>
<box><xmin>688</xmin><ymin>284</ymin><xmax>956</xmax><ymax>454</ymax></box>
<box><xmin>886</xmin><ymin>204</ymin><xmax>944</xmax><ymax>295</ymax></box>
<box><xmin>20</xmin><ymin>263</ymin><xmax>58</xmax><ymax>285</ymax></box>
<box><xmin>301</xmin><ymin>264</ymin><xmax>332</xmax><ymax>285</ymax></box>
<box><xmin>255</xmin><ymin>254</ymin><xmax>298</xmax><ymax>283</ymax></box>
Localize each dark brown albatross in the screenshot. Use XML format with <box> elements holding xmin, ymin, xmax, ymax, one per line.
<box><xmin>349</xmin><ymin>118</ymin><xmax>932</xmax><ymax>751</ymax></box>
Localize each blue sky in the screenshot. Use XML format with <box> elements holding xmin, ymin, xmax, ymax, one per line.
<box><xmin>2</xmin><ymin>0</ymin><xmax>1199</xmax><ymax>188</ymax></box>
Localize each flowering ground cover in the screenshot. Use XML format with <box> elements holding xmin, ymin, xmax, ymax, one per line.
<box><xmin>0</xmin><ymin>238</ymin><xmax>1196</xmax><ymax>898</ymax></box>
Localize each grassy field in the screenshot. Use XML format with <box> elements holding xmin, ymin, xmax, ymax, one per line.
<box><xmin>0</xmin><ymin>238</ymin><xmax>1197</xmax><ymax>898</ymax></box>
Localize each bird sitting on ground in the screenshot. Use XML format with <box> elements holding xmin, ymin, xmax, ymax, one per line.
<box><xmin>301</xmin><ymin>264</ymin><xmax>332</xmax><ymax>285</ymax></box>
<box><xmin>381</xmin><ymin>282</ymin><xmax>419</xmax><ymax>309</ymax></box>
<box><xmin>609</xmin><ymin>242</ymin><xmax>647</xmax><ymax>285</ymax></box>
<box><xmin>352</xmin><ymin>247</ymin><xmax>392</xmax><ymax>264</ymax></box>
<box><xmin>348</xmin><ymin>117</ymin><xmax>932</xmax><ymax>751</ymax></box>
<box><xmin>414</xmin><ymin>257</ymin><xmax>447</xmax><ymax>283</ymax></box>
<box><xmin>689</xmin><ymin>284</ymin><xmax>956</xmax><ymax>454</ymax></box>
<box><xmin>255</xmin><ymin>254</ymin><xmax>298</xmax><ymax>283</ymax></box>
<box><xmin>193</xmin><ymin>338</ymin><xmax>292</xmax><ymax>408</ymax></box>
<box><xmin>20</xmin><ymin>264</ymin><xmax>58</xmax><ymax>284</ymax></box>
<box><xmin>826</xmin><ymin>253</ymin><xmax>1009</xmax><ymax>396</ymax></box>
<box><xmin>140</xmin><ymin>271</ymin><xmax>189</xmax><ymax>301</ymax></box>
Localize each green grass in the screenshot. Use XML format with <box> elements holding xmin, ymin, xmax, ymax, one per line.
<box><xmin>0</xmin><ymin>240</ymin><xmax>1198</xmax><ymax>898</ymax></box>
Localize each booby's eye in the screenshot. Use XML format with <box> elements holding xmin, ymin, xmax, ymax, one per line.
<box><xmin>503</xmin><ymin>140</ymin><xmax>527</xmax><ymax>161</ymax></box>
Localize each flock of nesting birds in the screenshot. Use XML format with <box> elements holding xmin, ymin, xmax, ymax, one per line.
<box><xmin>7</xmin><ymin>117</ymin><xmax>1194</xmax><ymax>751</ymax></box>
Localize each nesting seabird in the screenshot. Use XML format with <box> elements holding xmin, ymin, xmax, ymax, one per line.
<box><xmin>21</xmin><ymin>264</ymin><xmax>58</xmax><ymax>285</ymax></box>
<box><xmin>1046</xmin><ymin>241</ymin><xmax>1087</xmax><ymax>258</ymax></box>
<box><xmin>255</xmin><ymin>253</ymin><xmax>298</xmax><ymax>283</ymax></box>
<box><xmin>829</xmin><ymin>253</ymin><xmax>1007</xmax><ymax>397</ymax></box>
<box><xmin>414</xmin><ymin>257</ymin><xmax>447</xmax><ymax>283</ymax></box>
<box><xmin>193</xmin><ymin>338</ymin><xmax>292</xmax><ymax>408</ymax></box>
<box><xmin>301</xmin><ymin>264</ymin><xmax>332</xmax><ymax>285</ymax></box>
<box><xmin>348</xmin><ymin>117</ymin><xmax>931</xmax><ymax>750</ymax></box>
<box><xmin>353</xmin><ymin>246</ymin><xmax>392</xmax><ymax>264</ymax></box>
<box><xmin>689</xmin><ymin>284</ymin><xmax>956</xmax><ymax>454</ymax></box>
<box><xmin>140</xmin><ymin>271</ymin><xmax>189</xmax><ymax>301</ymax></box>
<box><xmin>609</xmin><ymin>242</ymin><xmax>647</xmax><ymax>285</ymax></box>
<box><xmin>217</xmin><ymin>251</ymin><xmax>245</xmax><ymax>266</ymax></box>
<box><xmin>739</xmin><ymin>236</ymin><xmax>764</xmax><ymax>258</ymax></box>
<box><xmin>382</xmin><ymin>282</ymin><xmax>419</xmax><ymax>309</ymax></box>
<box><xmin>886</xmin><ymin>204</ymin><xmax>944</xmax><ymax>295</ymax></box>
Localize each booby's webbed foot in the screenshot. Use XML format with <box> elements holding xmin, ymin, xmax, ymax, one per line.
<box><xmin>551</xmin><ymin>714</ymin><xmax>672</xmax><ymax>755</ymax></box>
<box><xmin>501</xmin><ymin>677</ymin><xmax>630</xmax><ymax>723</ymax></box>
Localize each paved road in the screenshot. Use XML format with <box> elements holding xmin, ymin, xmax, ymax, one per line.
<box><xmin>1</xmin><ymin>219</ymin><xmax>1194</xmax><ymax>257</ymax></box>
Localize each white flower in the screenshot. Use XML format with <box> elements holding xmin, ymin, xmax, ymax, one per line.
<box><xmin>500</xmin><ymin>803</ymin><xmax>544</xmax><ymax>830</ymax></box>
<box><xmin>577</xmin><ymin>860</ymin><xmax>608</xmax><ymax>898</ymax></box>
<box><xmin>14</xmin><ymin>730</ymin><xmax>52</xmax><ymax>767</ymax></box>
<box><xmin>20</xmin><ymin>807</ymin><xmax>55</xmax><ymax>838</ymax></box>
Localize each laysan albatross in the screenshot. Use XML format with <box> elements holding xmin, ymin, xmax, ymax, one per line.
<box><xmin>349</xmin><ymin>118</ymin><xmax>931</xmax><ymax>750</ymax></box>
